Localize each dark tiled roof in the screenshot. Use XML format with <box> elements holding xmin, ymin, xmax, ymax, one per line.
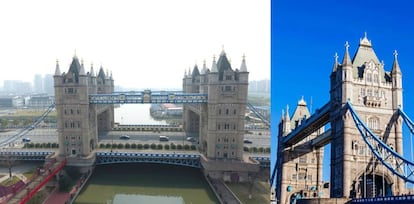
<box><xmin>217</xmin><ymin>53</ymin><xmax>232</xmax><ymax>80</ymax></box>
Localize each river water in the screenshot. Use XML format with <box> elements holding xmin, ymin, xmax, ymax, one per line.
<box><xmin>75</xmin><ymin>106</ymin><xmax>218</xmax><ymax>204</ymax></box>
<box><xmin>74</xmin><ymin>163</ymin><xmax>219</xmax><ymax>204</ymax></box>
<box><xmin>114</xmin><ymin>104</ymin><xmax>167</xmax><ymax>125</ymax></box>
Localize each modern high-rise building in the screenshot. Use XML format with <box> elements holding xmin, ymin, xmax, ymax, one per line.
<box><xmin>34</xmin><ymin>74</ymin><xmax>43</xmax><ymax>93</ymax></box>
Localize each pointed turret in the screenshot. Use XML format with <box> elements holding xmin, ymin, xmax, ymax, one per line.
<box><xmin>332</xmin><ymin>52</ymin><xmax>339</xmax><ymax>72</ymax></box>
<box><xmin>211</xmin><ymin>55</ymin><xmax>218</xmax><ymax>73</ymax></box>
<box><xmin>90</xmin><ymin>63</ymin><xmax>95</xmax><ymax>77</ymax></box>
<box><xmin>184</xmin><ymin>69</ymin><xmax>187</xmax><ymax>77</ymax></box>
<box><xmin>98</xmin><ymin>66</ymin><xmax>106</xmax><ymax>78</ymax></box>
<box><xmin>391</xmin><ymin>50</ymin><xmax>402</xmax><ymax>74</ymax></box>
<box><xmin>282</xmin><ymin>104</ymin><xmax>291</xmax><ymax>135</ymax></box>
<box><xmin>187</xmin><ymin>67</ymin><xmax>192</xmax><ymax>77</ymax></box>
<box><xmin>285</xmin><ymin>104</ymin><xmax>290</xmax><ymax>121</ymax></box>
<box><xmin>201</xmin><ymin>60</ymin><xmax>207</xmax><ymax>74</ymax></box>
<box><xmin>240</xmin><ymin>54</ymin><xmax>248</xmax><ymax>72</ymax></box>
<box><xmin>79</xmin><ymin>59</ymin><xmax>86</xmax><ymax>75</ymax></box>
<box><xmin>341</xmin><ymin>41</ymin><xmax>352</xmax><ymax>67</ymax></box>
<box><xmin>192</xmin><ymin>64</ymin><xmax>200</xmax><ymax>78</ymax></box>
<box><xmin>359</xmin><ymin>32</ymin><xmax>372</xmax><ymax>47</ymax></box>
<box><xmin>55</xmin><ymin>59</ymin><xmax>61</xmax><ymax>75</ymax></box>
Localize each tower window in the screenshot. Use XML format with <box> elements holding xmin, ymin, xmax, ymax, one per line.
<box><xmin>367</xmin><ymin>89</ymin><xmax>373</xmax><ymax>96</ymax></box>
<box><xmin>368</xmin><ymin>117</ymin><xmax>379</xmax><ymax>130</ymax></box>
<box><xmin>366</xmin><ymin>73</ymin><xmax>372</xmax><ymax>82</ymax></box>
<box><xmin>225</xmin><ymin>86</ymin><xmax>232</xmax><ymax>91</ymax></box>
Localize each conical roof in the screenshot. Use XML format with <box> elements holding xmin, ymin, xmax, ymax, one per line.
<box><xmin>391</xmin><ymin>50</ymin><xmax>402</xmax><ymax>74</ymax></box>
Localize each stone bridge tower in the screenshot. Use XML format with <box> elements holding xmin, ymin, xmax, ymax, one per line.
<box><xmin>276</xmin><ymin>98</ymin><xmax>324</xmax><ymax>203</ymax></box>
<box><xmin>54</xmin><ymin>55</ymin><xmax>114</xmax><ymax>165</ymax></box>
<box><xmin>183</xmin><ymin>50</ymin><xmax>248</xmax><ymax>160</ymax></box>
<box><xmin>183</xmin><ymin>50</ymin><xmax>258</xmax><ymax>181</ymax></box>
<box><xmin>329</xmin><ymin>34</ymin><xmax>404</xmax><ymax>198</ymax></box>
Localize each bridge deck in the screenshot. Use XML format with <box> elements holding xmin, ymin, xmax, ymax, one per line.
<box><xmin>282</xmin><ymin>102</ymin><xmax>331</xmax><ymax>146</ymax></box>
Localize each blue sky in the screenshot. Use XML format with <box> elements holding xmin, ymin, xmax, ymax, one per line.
<box><xmin>271</xmin><ymin>1</ymin><xmax>414</xmax><ymax>183</ymax></box>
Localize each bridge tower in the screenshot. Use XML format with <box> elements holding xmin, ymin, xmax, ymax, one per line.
<box><xmin>54</xmin><ymin>55</ymin><xmax>114</xmax><ymax>165</ymax></box>
<box><xmin>183</xmin><ymin>50</ymin><xmax>259</xmax><ymax>181</ymax></box>
<box><xmin>276</xmin><ymin>98</ymin><xmax>324</xmax><ymax>203</ymax></box>
<box><xmin>329</xmin><ymin>34</ymin><xmax>404</xmax><ymax>198</ymax></box>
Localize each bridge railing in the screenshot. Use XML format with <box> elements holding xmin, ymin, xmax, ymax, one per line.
<box><xmin>352</xmin><ymin>195</ymin><xmax>414</xmax><ymax>203</ymax></box>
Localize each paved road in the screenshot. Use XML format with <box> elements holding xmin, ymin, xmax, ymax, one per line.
<box><xmin>0</xmin><ymin>128</ymin><xmax>271</xmax><ymax>147</ymax></box>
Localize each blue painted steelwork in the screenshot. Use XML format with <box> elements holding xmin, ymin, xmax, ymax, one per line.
<box><xmin>95</xmin><ymin>151</ymin><xmax>202</xmax><ymax>168</ymax></box>
<box><xmin>247</xmin><ymin>103</ymin><xmax>270</xmax><ymax>127</ymax></box>
<box><xmin>0</xmin><ymin>151</ymin><xmax>54</xmax><ymax>161</ymax></box>
<box><xmin>398</xmin><ymin>107</ymin><xmax>414</xmax><ymax>135</ymax></box>
<box><xmin>352</xmin><ymin>195</ymin><xmax>414</xmax><ymax>203</ymax></box>
<box><xmin>347</xmin><ymin>101</ymin><xmax>414</xmax><ymax>184</ymax></box>
<box><xmin>0</xmin><ymin>103</ymin><xmax>55</xmax><ymax>147</ymax></box>
<box><xmin>89</xmin><ymin>91</ymin><xmax>208</xmax><ymax>104</ymax></box>
<box><xmin>251</xmin><ymin>156</ymin><xmax>270</xmax><ymax>168</ymax></box>
<box><xmin>282</xmin><ymin>102</ymin><xmax>331</xmax><ymax>146</ymax></box>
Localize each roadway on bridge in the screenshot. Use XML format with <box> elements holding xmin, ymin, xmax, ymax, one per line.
<box><xmin>0</xmin><ymin>128</ymin><xmax>270</xmax><ymax>147</ymax></box>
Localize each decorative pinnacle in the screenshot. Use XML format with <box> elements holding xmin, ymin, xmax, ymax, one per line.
<box><xmin>334</xmin><ymin>52</ymin><xmax>338</xmax><ymax>63</ymax></box>
<box><xmin>364</xmin><ymin>31</ymin><xmax>367</xmax><ymax>39</ymax></box>
<box><xmin>345</xmin><ymin>41</ymin><xmax>349</xmax><ymax>50</ymax></box>
<box><xmin>394</xmin><ymin>50</ymin><xmax>398</xmax><ymax>59</ymax></box>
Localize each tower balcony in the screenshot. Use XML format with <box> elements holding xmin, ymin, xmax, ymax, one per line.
<box><xmin>363</xmin><ymin>96</ymin><xmax>382</xmax><ymax>107</ymax></box>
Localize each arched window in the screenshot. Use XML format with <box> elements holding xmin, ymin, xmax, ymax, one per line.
<box><xmin>366</xmin><ymin>73</ymin><xmax>372</xmax><ymax>82</ymax></box>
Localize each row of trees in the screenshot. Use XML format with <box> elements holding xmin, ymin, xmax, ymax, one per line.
<box><xmin>99</xmin><ymin>143</ymin><xmax>197</xmax><ymax>151</ymax></box>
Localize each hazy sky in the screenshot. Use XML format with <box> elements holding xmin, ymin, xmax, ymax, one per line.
<box><xmin>0</xmin><ymin>0</ymin><xmax>270</xmax><ymax>89</ymax></box>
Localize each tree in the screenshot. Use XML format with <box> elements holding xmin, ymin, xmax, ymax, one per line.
<box><xmin>4</xmin><ymin>155</ymin><xmax>16</xmax><ymax>180</ymax></box>
<box><xmin>0</xmin><ymin>119</ymin><xmax>8</xmax><ymax>129</ymax></box>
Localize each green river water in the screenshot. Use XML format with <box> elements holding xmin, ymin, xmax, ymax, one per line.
<box><xmin>74</xmin><ymin>163</ymin><xmax>219</xmax><ymax>204</ymax></box>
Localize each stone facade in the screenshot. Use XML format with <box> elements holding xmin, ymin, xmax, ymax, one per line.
<box><xmin>277</xmin><ymin>98</ymin><xmax>325</xmax><ymax>204</ymax></box>
<box><xmin>329</xmin><ymin>35</ymin><xmax>404</xmax><ymax>198</ymax></box>
<box><xmin>54</xmin><ymin>56</ymin><xmax>114</xmax><ymax>162</ymax></box>
<box><xmin>276</xmin><ymin>34</ymin><xmax>405</xmax><ymax>203</ymax></box>
<box><xmin>183</xmin><ymin>50</ymin><xmax>249</xmax><ymax>161</ymax></box>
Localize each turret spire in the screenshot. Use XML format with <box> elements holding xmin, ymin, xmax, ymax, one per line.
<box><xmin>201</xmin><ymin>59</ymin><xmax>207</xmax><ymax>74</ymax></box>
<box><xmin>79</xmin><ymin>59</ymin><xmax>86</xmax><ymax>75</ymax></box>
<box><xmin>211</xmin><ymin>55</ymin><xmax>218</xmax><ymax>72</ymax></box>
<box><xmin>90</xmin><ymin>63</ymin><xmax>95</xmax><ymax>77</ymax></box>
<box><xmin>391</xmin><ymin>50</ymin><xmax>402</xmax><ymax>74</ymax></box>
<box><xmin>341</xmin><ymin>41</ymin><xmax>352</xmax><ymax>67</ymax></box>
<box><xmin>332</xmin><ymin>52</ymin><xmax>339</xmax><ymax>72</ymax></box>
<box><xmin>220</xmin><ymin>45</ymin><xmax>226</xmax><ymax>56</ymax></box>
<box><xmin>55</xmin><ymin>59</ymin><xmax>61</xmax><ymax>75</ymax></box>
<box><xmin>285</xmin><ymin>104</ymin><xmax>290</xmax><ymax>121</ymax></box>
<box><xmin>240</xmin><ymin>54</ymin><xmax>248</xmax><ymax>72</ymax></box>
